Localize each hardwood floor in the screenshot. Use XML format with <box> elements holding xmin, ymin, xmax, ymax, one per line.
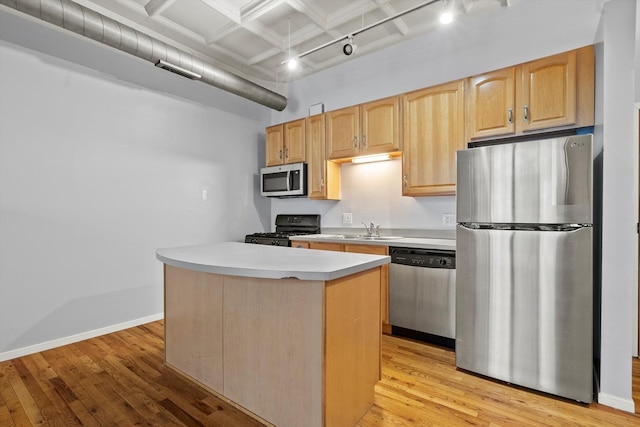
<box><xmin>0</xmin><ymin>321</ymin><xmax>638</xmax><ymax>426</ymax></box>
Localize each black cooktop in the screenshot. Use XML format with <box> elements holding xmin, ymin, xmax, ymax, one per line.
<box><xmin>245</xmin><ymin>214</ymin><xmax>321</xmax><ymax>246</ymax></box>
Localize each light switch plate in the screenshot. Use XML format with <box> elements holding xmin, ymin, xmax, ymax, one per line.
<box><xmin>342</xmin><ymin>212</ymin><xmax>353</xmax><ymax>224</ymax></box>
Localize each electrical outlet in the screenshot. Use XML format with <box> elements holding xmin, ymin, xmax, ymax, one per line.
<box><xmin>442</xmin><ymin>213</ymin><xmax>455</xmax><ymax>225</ymax></box>
<box><xmin>342</xmin><ymin>212</ymin><xmax>353</xmax><ymax>224</ymax></box>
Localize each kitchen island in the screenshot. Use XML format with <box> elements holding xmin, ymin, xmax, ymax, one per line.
<box><xmin>156</xmin><ymin>242</ymin><xmax>389</xmax><ymax>427</ymax></box>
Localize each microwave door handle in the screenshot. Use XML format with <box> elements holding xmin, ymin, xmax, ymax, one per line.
<box><xmin>287</xmin><ymin>171</ymin><xmax>291</xmax><ymax>191</ymax></box>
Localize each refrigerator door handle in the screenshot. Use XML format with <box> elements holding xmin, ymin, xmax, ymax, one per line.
<box><xmin>459</xmin><ymin>223</ymin><xmax>591</xmax><ymax>232</ymax></box>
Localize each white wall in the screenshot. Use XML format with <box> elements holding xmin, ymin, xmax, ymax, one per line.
<box><xmin>272</xmin><ymin>159</ymin><xmax>456</xmax><ymax>232</ymax></box>
<box><xmin>0</xmin><ymin>27</ymin><xmax>271</xmax><ymax>359</ymax></box>
<box><xmin>271</xmin><ymin>0</ymin><xmax>638</xmax><ymax>412</ymax></box>
<box><xmin>597</xmin><ymin>0</ymin><xmax>637</xmax><ymax>412</ymax></box>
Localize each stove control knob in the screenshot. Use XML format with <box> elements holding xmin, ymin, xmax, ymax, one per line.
<box><xmin>439</xmin><ymin>258</ymin><xmax>448</xmax><ymax>266</ymax></box>
<box><xmin>273</xmin><ymin>240</ymin><xmax>280</xmax><ymax>246</ymax></box>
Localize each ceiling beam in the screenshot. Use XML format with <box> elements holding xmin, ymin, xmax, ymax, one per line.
<box><xmin>199</xmin><ymin>0</ymin><xmax>241</xmax><ymax>25</ymax></box>
<box><xmin>241</xmin><ymin>0</ymin><xmax>286</xmax><ymax>23</ymax></box>
<box><xmin>286</xmin><ymin>0</ymin><xmax>328</xmax><ymax>29</ymax></box>
<box><xmin>376</xmin><ymin>3</ymin><xmax>410</xmax><ymax>37</ymax></box>
<box><xmin>144</xmin><ymin>0</ymin><xmax>176</xmax><ymax>17</ymax></box>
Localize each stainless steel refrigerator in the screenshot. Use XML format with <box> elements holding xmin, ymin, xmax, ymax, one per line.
<box><xmin>455</xmin><ymin>134</ymin><xmax>593</xmax><ymax>403</ymax></box>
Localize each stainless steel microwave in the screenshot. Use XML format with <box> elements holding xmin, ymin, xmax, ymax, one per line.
<box><xmin>260</xmin><ymin>162</ymin><xmax>307</xmax><ymax>197</ymax></box>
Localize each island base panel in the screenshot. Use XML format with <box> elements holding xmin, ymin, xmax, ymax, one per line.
<box><xmin>325</xmin><ymin>267</ymin><xmax>382</xmax><ymax>427</ymax></box>
<box><xmin>164</xmin><ymin>265</ymin><xmax>224</xmax><ymax>393</ymax></box>
<box><xmin>223</xmin><ymin>275</ymin><xmax>325</xmax><ymax>427</ymax></box>
<box><xmin>164</xmin><ymin>264</ymin><xmax>382</xmax><ymax>427</ymax></box>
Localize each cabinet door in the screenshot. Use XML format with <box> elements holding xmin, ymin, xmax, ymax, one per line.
<box><xmin>327</xmin><ymin>106</ymin><xmax>359</xmax><ymax>159</ymax></box>
<box><xmin>517</xmin><ymin>50</ymin><xmax>577</xmax><ymax>132</ymax></box>
<box><xmin>307</xmin><ymin>115</ymin><xmax>326</xmax><ymax>199</ymax></box>
<box><xmin>360</xmin><ymin>96</ymin><xmax>401</xmax><ymax>155</ymax></box>
<box><xmin>265</xmin><ymin>124</ymin><xmax>284</xmax><ymax>166</ymax></box>
<box><xmin>466</xmin><ymin>67</ymin><xmax>516</xmax><ymax>140</ymax></box>
<box><xmin>283</xmin><ymin>119</ymin><xmax>306</xmax><ymax>163</ymax></box>
<box><xmin>307</xmin><ymin>115</ymin><xmax>341</xmax><ymax>200</ymax></box>
<box><xmin>344</xmin><ymin>244</ymin><xmax>390</xmax><ymax>331</ymax></box>
<box><xmin>402</xmin><ymin>80</ymin><xmax>465</xmax><ymax>197</ymax></box>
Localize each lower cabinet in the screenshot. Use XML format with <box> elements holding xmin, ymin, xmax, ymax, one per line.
<box><xmin>293</xmin><ymin>241</ymin><xmax>391</xmax><ymax>334</ymax></box>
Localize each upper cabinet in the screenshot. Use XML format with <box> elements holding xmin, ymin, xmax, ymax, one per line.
<box><xmin>265</xmin><ymin>45</ymin><xmax>594</xmax><ymax>198</ymax></box>
<box><xmin>327</xmin><ymin>96</ymin><xmax>401</xmax><ymax>160</ymax></box>
<box><xmin>360</xmin><ymin>97</ymin><xmax>402</xmax><ymax>155</ymax></box>
<box><xmin>306</xmin><ymin>114</ymin><xmax>341</xmax><ymax>200</ymax></box>
<box><xmin>265</xmin><ymin>124</ymin><xmax>284</xmax><ymax>166</ymax></box>
<box><xmin>402</xmin><ymin>80</ymin><xmax>465</xmax><ymax>197</ymax></box>
<box><xmin>466</xmin><ymin>46</ymin><xmax>594</xmax><ymax>140</ymax></box>
<box><xmin>466</xmin><ymin>67</ymin><xmax>516</xmax><ymax>139</ymax></box>
<box><xmin>265</xmin><ymin>119</ymin><xmax>306</xmax><ymax>166</ymax></box>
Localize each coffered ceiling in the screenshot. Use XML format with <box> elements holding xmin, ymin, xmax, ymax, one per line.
<box><xmin>75</xmin><ymin>0</ymin><xmax>512</xmax><ymax>87</ymax></box>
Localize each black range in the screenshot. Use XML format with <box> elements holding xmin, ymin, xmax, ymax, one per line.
<box><xmin>245</xmin><ymin>214</ymin><xmax>321</xmax><ymax>246</ymax></box>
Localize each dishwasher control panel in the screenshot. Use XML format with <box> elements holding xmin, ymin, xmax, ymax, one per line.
<box><xmin>389</xmin><ymin>247</ymin><xmax>456</xmax><ymax>269</ymax></box>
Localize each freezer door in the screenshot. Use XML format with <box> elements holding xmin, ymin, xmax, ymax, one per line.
<box><xmin>457</xmin><ymin>135</ymin><xmax>592</xmax><ymax>224</ymax></box>
<box><xmin>455</xmin><ymin>225</ymin><xmax>593</xmax><ymax>402</ymax></box>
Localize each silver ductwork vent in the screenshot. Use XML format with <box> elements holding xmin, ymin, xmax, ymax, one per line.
<box><xmin>0</xmin><ymin>0</ymin><xmax>288</xmax><ymax>111</ymax></box>
<box><xmin>155</xmin><ymin>60</ymin><xmax>202</xmax><ymax>80</ymax></box>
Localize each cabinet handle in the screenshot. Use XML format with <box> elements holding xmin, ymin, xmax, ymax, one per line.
<box><xmin>524</xmin><ymin>105</ymin><xmax>529</xmax><ymax>122</ymax></box>
<box><xmin>362</xmin><ymin>134</ymin><xmax>366</xmax><ymax>147</ymax></box>
<box><xmin>507</xmin><ymin>108</ymin><xmax>513</xmax><ymax>124</ymax></box>
<box><xmin>279</xmin><ymin>149</ymin><xmax>283</xmax><ymax>159</ymax></box>
<box><xmin>320</xmin><ymin>177</ymin><xmax>324</xmax><ymax>188</ymax></box>
<box><xmin>352</xmin><ymin>136</ymin><xmax>358</xmax><ymax>148</ymax></box>
<box><xmin>403</xmin><ymin>173</ymin><xmax>408</xmax><ymax>187</ymax></box>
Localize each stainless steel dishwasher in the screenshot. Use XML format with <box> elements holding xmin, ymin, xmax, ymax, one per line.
<box><xmin>389</xmin><ymin>247</ymin><xmax>456</xmax><ymax>343</ymax></box>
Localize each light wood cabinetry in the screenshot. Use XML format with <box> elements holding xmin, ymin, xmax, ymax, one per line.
<box><xmin>164</xmin><ymin>263</ymin><xmax>381</xmax><ymax>427</ymax></box>
<box><xmin>265</xmin><ymin>124</ymin><xmax>284</xmax><ymax>166</ymax></box>
<box><xmin>466</xmin><ymin>67</ymin><xmax>516</xmax><ymax>139</ymax></box>
<box><xmin>306</xmin><ymin>114</ymin><xmax>341</xmax><ymax>200</ymax></box>
<box><xmin>466</xmin><ymin>46</ymin><xmax>594</xmax><ymax>140</ymax></box>
<box><xmin>308</xmin><ymin>241</ymin><xmax>344</xmax><ymax>252</ymax></box>
<box><xmin>345</xmin><ymin>244</ymin><xmax>391</xmax><ymax>334</ymax></box>
<box><xmin>293</xmin><ymin>240</ymin><xmax>391</xmax><ymax>333</ymax></box>
<box><xmin>326</xmin><ymin>106</ymin><xmax>359</xmax><ymax>159</ymax></box>
<box><xmin>265</xmin><ymin>119</ymin><xmax>306</xmax><ymax>166</ymax></box>
<box><xmin>266</xmin><ymin>46</ymin><xmax>594</xmax><ymax>198</ymax></box>
<box><xmin>326</xmin><ymin>96</ymin><xmax>401</xmax><ymax>160</ymax></box>
<box><xmin>361</xmin><ymin>97</ymin><xmax>402</xmax><ymax>155</ymax></box>
<box><xmin>402</xmin><ymin>80</ymin><xmax>465</xmax><ymax>197</ymax></box>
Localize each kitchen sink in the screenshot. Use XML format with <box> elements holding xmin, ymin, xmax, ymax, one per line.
<box><xmin>336</xmin><ymin>234</ymin><xmax>403</xmax><ymax>240</ymax></box>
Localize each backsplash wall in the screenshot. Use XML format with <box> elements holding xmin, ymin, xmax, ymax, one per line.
<box><xmin>271</xmin><ymin>158</ymin><xmax>456</xmax><ymax>233</ymax></box>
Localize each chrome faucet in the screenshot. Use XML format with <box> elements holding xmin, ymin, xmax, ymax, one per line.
<box><xmin>361</xmin><ymin>221</ymin><xmax>380</xmax><ymax>237</ymax></box>
<box><xmin>361</xmin><ymin>221</ymin><xmax>374</xmax><ymax>236</ymax></box>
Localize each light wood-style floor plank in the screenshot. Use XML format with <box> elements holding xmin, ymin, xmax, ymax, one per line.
<box><xmin>0</xmin><ymin>321</ymin><xmax>638</xmax><ymax>426</ymax></box>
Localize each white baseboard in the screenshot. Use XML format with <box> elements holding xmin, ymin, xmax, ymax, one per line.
<box><xmin>0</xmin><ymin>313</ymin><xmax>164</xmax><ymax>363</ymax></box>
<box><xmin>598</xmin><ymin>391</ymin><xmax>636</xmax><ymax>413</ymax></box>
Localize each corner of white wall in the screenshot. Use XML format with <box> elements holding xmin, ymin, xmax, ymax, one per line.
<box><xmin>0</xmin><ymin>313</ymin><xmax>163</xmax><ymax>363</ymax></box>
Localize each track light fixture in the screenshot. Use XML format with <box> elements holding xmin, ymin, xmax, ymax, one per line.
<box><xmin>280</xmin><ymin>0</ymin><xmax>439</xmax><ymax>67</ymax></box>
<box><xmin>342</xmin><ymin>36</ymin><xmax>357</xmax><ymax>56</ymax></box>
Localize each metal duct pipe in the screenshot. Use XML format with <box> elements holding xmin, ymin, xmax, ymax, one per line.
<box><xmin>0</xmin><ymin>0</ymin><xmax>288</xmax><ymax>111</ymax></box>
